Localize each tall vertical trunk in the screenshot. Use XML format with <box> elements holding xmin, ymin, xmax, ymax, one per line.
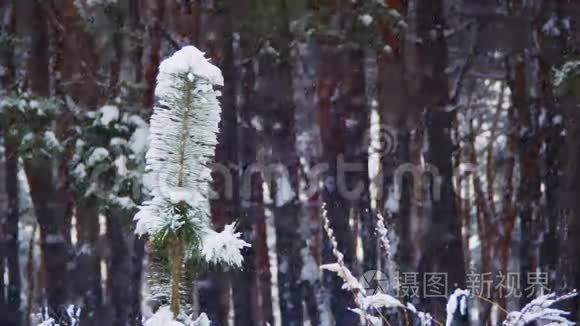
<box><xmin>193</xmin><ymin>0</ymin><xmax>241</xmax><ymax>323</ymax></box>
<box><xmin>0</xmin><ymin>0</ymin><xmax>16</xmax><ymax>90</ymax></box>
<box><xmin>315</xmin><ymin>4</ymin><xmax>357</xmax><ymax>324</ymax></box>
<box><xmin>103</xmin><ymin>8</ymin><xmax>136</xmax><ymax>325</ymax></box>
<box><xmin>129</xmin><ymin>236</ymin><xmax>145</xmax><ymax>325</ymax></box>
<box><xmin>128</xmin><ymin>2</ymin><xmax>146</xmax><ymax>323</ymax></box>
<box><xmin>559</xmin><ymin>87</ymin><xmax>580</xmax><ymax>321</ymax></box>
<box><xmin>265</xmin><ymin>2</ymin><xmax>304</xmax><ymax>324</ymax></box>
<box><xmin>0</xmin><ymin>2</ymin><xmax>20</xmax><ymax>324</ymax></box>
<box><xmin>25</xmin><ymin>1</ymin><xmax>73</xmax><ymax>320</ymax></box>
<box><xmin>538</xmin><ymin>0</ymin><xmax>567</xmax><ymax>296</ymax></box>
<box><xmin>106</xmin><ymin>211</ymin><xmax>135</xmax><ymax>326</ymax></box>
<box><xmin>54</xmin><ymin>0</ymin><xmax>99</xmax><ymax>104</ymax></box>
<box><xmin>512</xmin><ymin>54</ymin><xmax>540</xmax><ymax>308</ymax></box>
<box><xmin>240</xmin><ymin>57</ymin><xmax>275</xmax><ymax>325</ymax></box>
<box><xmin>75</xmin><ymin>199</ymin><xmax>103</xmax><ymax>325</ymax></box>
<box><xmin>502</xmin><ymin>1</ymin><xmax>532</xmax><ymax>313</ymax></box>
<box><xmin>143</xmin><ymin>0</ymin><xmax>166</xmax><ymax>110</ymax></box>
<box><xmin>413</xmin><ymin>0</ymin><xmax>466</xmax><ymax>319</ymax></box>
<box><xmin>292</xmin><ymin>14</ymin><xmax>326</xmax><ymax>325</ymax></box>
<box><xmin>108</xmin><ymin>8</ymin><xmax>124</xmax><ymax>100</ymax></box>
<box><xmin>53</xmin><ymin>1</ymin><xmax>102</xmax><ymax>322</ymax></box>
<box><xmin>1</xmin><ymin>131</ymin><xmax>22</xmax><ymax>326</ymax></box>
<box><xmin>235</xmin><ymin>6</ymin><xmax>274</xmax><ymax>321</ymax></box>
<box><xmin>129</xmin><ymin>0</ymin><xmax>144</xmax><ymax>83</ymax></box>
<box><xmin>377</xmin><ymin>0</ymin><xmax>411</xmax><ymax>285</ymax></box>
<box><xmin>343</xmin><ymin>18</ymin><xmax>374</xmax><ymax>277</ymax></box>
<box><xmin>558</xmin><ymin>3</ymin><xmax>580</xmax><ymax>317</ymax></box>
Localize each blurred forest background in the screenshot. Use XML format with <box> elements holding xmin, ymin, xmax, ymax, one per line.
<box><xmin>1</xmin><ymin>0</ymin><xmax>580</xmax><ymax>325</ymax></box>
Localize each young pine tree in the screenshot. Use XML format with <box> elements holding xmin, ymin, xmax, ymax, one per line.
<box><xmin>135</xmin><ymin>46</ymin><xmax>249</xmax><ymax>321</ymax></box>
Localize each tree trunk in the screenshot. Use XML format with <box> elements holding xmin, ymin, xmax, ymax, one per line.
<box><xmin>557</xmin><ymin>0</ymin><xmax>580</xmax><ymax>311</ymax></box>
<box><xmin>0</xmin><ymin>133</ymin><xmax>22</xmax><ymax>326</ymax></box>
<box><xmin>25</xmin><ymin>1</ymin><xmax>72</xmax><ymax>320</ymax></box>
<box><xmin>0</xmin><ymin>2</ymin><xmax>21</xmax><ymax>324</ymax></box>
<box><xmin>130</xmin><ymin>236</ymin><xmax>145</xmax><ymax>325</ymax></box>
<box><xmin>129</xmin><ymin>0</ymin><xmax>144</xmax><ymax>83</ymax></box>
<box><xmin>107</xmin><ymin>212</ymin><xmax>133</xmax><ymax>326</ymax></box>
<box><xmin>197</xmin><ymin>0</ymin><xmax>242</xmax><ymax>324</ymax></box>
<box><xmin>264</xmin><ymin>2</ymin><xmax>304</xmax><ymax>324</ymax></box>
<box><xmin>143</xmin><ymin>0</ymin><xmax>166</xmax><ymax>110</ymax></box>
<box><xmin>75</xmin><ymin>198</ymin><xmax>103</xmax><ymax>325</ymax></box>
<box><xmin>411</xmin><ymin>0</ymin><xmax>466</xmax><ymax>319</ymax></box>
<box><xmin>234</xmin><ymin>9</ymin><xmax>274</xmax><ymax>322</ymax></box>
<box><xmin>538</xmin><ymin>0</ymin><xmax>567</xmax><ymax>296</ymax></box>
<box><xmin>315</xmin><ymin>4</ymin><xmax>358</xmax><ymax>323</ymax></box>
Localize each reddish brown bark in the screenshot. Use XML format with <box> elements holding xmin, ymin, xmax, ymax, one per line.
<box><xmin>143</xmin><ymin>0</ymin><xmax>166</xmax><ymax>109</ymax></box>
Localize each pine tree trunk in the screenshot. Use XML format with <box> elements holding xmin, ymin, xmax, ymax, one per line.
<box><xmin>0</xmin><ymin>133</ymin><xmax>22</xmax><ymax>326</ymax></box>
<box><xmin>559</xmin><ymin>90</ymin><xmax>580</xmax><ymax>320</ymax></box>
<box><xmin>196</xmin><ymin>0</ymin><xmax>242</xmax><ymax>323</ymax></box>
<box><xmin>170</xmin><ymin>238</ymin><xmax>183</xmax><ymax>317</ymax></box>
<box><xmin>0</xmin><ymin>2</ymin><xmax>21</xmax><ymax>324</ymax></box>
<box><xmin>24</xmin><ymin>1</ymin><xmax>72</xmax><ymax>320</ymax></box>
<box><xmin>143</xmin><ymin>0</ymin><xmax>165</xmax><ymax>110</ymax></box>
<box><xmin>315</xmin><ymin>4</ymin><xmax>358</xmax><ymax>323</ymax></box>
<box><xmin>129</xmin><ymin>0</ymin><xmax>144</xmax><ymax>83</ymax></box>
<box><xmin>235</xmin><ymin>21</ymin><xmax>274</xmax><ymax>324</ymax></box>
<box><xmin>106</xmin><ymin>212</ymin><xmax>132</xmax><ymax>326</ymax></box>
<box><xmin>558</xmin><ymin>3</ymin><xmax>580</xmax><ymax>314</ymax></box>
<box><xmin>410</xmin><ymin>0</ymin><xmax>467</xmax><ymax>319</ymax></box>
<box><xmin>538</xmin><ymin>0</ymin><xmax>567</xmax><ymax>298</ymax></box>
<box><xmin>76</xmin><ymin>198</ymin><xmax>103</xmax><ymax>325</ymax></box>
<box><xmin>377</xmin><ymin>0</ymin><xmax>410</xmax><ymax>281</ymax></box>
<box><xmin>344</xmin><ymin>15</ymin><xmax>373</xmax><ymax>277</ymax></box>
<box><xmin>128</xmin><ymin>2</ymin><xmax>146</xmax><ymax>322</ymax></box>
<box><xmin>264</xmin><ymin>2</ymin><xmax>304</xmax><ymax>323</ymax></box>
<box><xmin>130</xmin><ymin>236</ymin><xmax>145</xmax><ymax>325</ymax></box>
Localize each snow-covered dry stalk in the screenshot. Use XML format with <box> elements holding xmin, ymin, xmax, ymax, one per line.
<box><xmin>446</xmin><ymin>289</ymin><xmax>469</xmax><ymax>326</ymax></box>
<box><xmin>376</xmin><ymin>213</ymin><xmax>391</xmax><ymax>256</ymax></box>
<box><xmin>502</xmin><ymin>291</ymin><xmax>578</xmax><ymax>326</ymax></box>
<box><xmin>134</xmin><ymin>46</ymin><xmax>249</xmax><ymax>320</ymax></box>
<box><xmin>320</xmin><ymin>203</ymin><xmax>406</xmax><ymax>325</ymax></box>
<box><xmin>321</xmin><ymin>202</ymin><xmax>346</xmax><ymax>267</ymax></box>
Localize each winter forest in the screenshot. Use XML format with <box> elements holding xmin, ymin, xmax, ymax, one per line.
<box><xmin>2</xmin><ymin>0</ymin><xmax>580</xmax><ymax>325</ymax></box>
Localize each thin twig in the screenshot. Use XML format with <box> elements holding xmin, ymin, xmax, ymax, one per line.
<box><xmin>471</xmin><ymin>294</ymin><xmax>510</xmax><ymax>315</ymax></box>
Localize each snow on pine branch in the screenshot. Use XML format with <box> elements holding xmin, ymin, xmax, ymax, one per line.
<box><xmin>135</xmin><ymin>46</ymin><xmax>223</xmax><ymax>238</ymax></box>
<box><xmin>136</xmin><ymin>47</ymin><xmax>212</xmax><ymax>233</ymax></box>
<box><xmin>144</xmin><ymin>306</ymin><xmax>211</xmax><ymax>326</ymax></box>
<box><xmin>201</xmin><ymin>223</ymin><xmax>251</xmax><ymax>266</ymax></box>
<box><xmin>135</xmin><ymin>45</ymin><xmax>249</xmax><ymax>263</ymax></box>
<box><xmin>71</xmin><ymin>105</ymin><xmax>149</xmax><ymax>210</ymax></box>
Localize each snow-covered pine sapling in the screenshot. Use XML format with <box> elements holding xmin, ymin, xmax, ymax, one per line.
<box><xmin>134</xmin><ymin>46</ymin><xmax>249</xmax><ymax>319</ymax></box>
